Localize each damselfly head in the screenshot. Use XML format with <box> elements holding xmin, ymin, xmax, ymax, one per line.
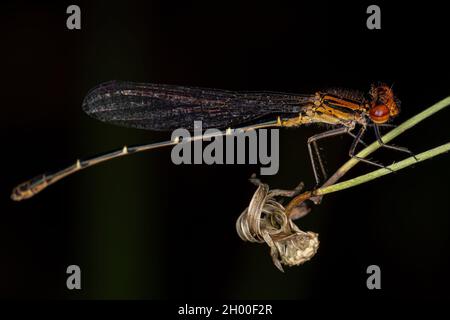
<box><xmin>368</xmin><ymin>84</ymin><xmax>400</xmax><ymax>124</ymax></box>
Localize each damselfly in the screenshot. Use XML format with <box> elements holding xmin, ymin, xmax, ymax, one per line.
<box><xmin>11</xmin><ymin>81</ymin><xmax>413</xmax><ymax>201</ymax></box>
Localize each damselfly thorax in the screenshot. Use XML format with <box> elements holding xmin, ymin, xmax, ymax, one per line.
<box><xmin>11</xmin><ymin>82</ymin><xmax>413</xmax><ymax>200</ymax></box>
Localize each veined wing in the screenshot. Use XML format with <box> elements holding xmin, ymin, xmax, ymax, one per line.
<box><xmin>82</xmin><ymin>81</ymin><xmax>314</xmax><ymax>130</ymax></box>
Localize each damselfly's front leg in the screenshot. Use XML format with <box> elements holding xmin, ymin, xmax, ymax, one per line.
<box><xmin>368</xmin><ymin>123</ymin><xmax>396</xmax><ymax>128</ymax></box>
<box><xmin>348</xmin><ymin>126</ymin><xmax>395</xmax><ymax>172</ymax></box>
<box><xmin>373</xmin><ymin>124</ymin><xmax>417</xmax><ymax>159</ymax></box>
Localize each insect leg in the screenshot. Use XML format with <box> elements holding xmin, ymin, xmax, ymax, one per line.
<box><xmin>307</xmin><ymin>126</ymin><xmax>350</xmax><ymax>185</ymax></box>
<box><xmin>373</xmin><ymin>124</ymin><xmax>417</xmax><ymax>159</ymax></box>
<box><xmin>348</xmin><ymin>126</ymin><xmax>392</xmax><ymax>170</ymax></box>
<box><xmin>368</xmin><ymin>123</ymin><xmax>396</xmax><ymax>128</ymax></box>
<box><xmin>347</xmin><ymin>131</ymin><xmax>368</xmax><ymax>147</ymax></box>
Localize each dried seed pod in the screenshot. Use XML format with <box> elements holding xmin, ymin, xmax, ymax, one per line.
<box><xmin>236</xmin><ymin>179</ymin><xmax>319</xmax><ymax>272</ymax></box>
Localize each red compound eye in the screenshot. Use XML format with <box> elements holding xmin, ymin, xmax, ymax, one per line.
<box><xmin>370</xmin><ymin>104</ymin><xmax>390</xmax><ymax>123</ymax></box>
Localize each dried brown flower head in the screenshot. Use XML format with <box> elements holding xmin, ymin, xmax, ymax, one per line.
<box><xmin>236</xmin><ymin>178</ymin><xmax>319</xmax><ymax>272</ymax></box>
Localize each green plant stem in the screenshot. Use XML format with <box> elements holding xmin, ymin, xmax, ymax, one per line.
<box><xmin>314</xmin><ymin>142</ymin><xmax>450</xmax><ymax>196</ymax></box>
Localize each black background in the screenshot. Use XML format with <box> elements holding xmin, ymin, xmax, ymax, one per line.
<box><xmin>1</xmin><ymin>1</ymin><xmax>449</xmax><ymax>299</ymax></box>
